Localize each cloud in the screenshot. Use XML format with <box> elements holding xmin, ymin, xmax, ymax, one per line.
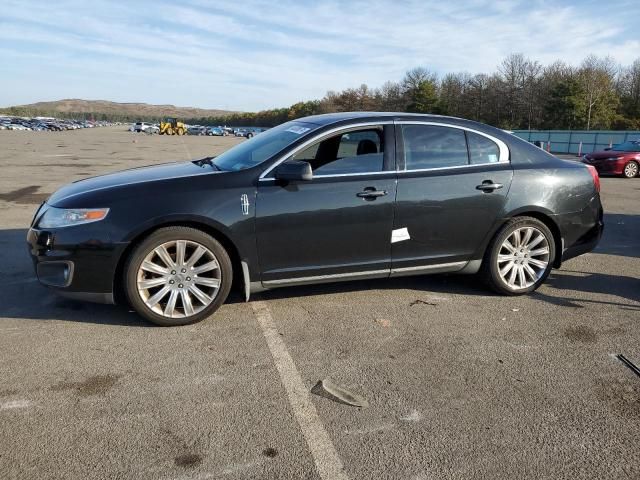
<box><xmin>1</xmin><ymin>0</ymin><xmax>639</xmax><ymax>110</ymax></box>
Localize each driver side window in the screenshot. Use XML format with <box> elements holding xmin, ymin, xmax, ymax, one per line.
<box><xmin>292</xmin><ymin>127</ymin><xmax>384</xmax><ymax>175</ymax></box>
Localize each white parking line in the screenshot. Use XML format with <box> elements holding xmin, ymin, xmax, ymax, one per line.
<box><xmin>1</xmin><ymin>400</ymin><xmax>32</xmax><ymax>410</ymax></box>
<box><xmin>251</xmin><ymin>301</ymin><xmax>349</xmax><ymax>480</ymax></box>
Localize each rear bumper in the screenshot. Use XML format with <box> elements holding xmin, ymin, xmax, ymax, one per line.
<box><xmin>555</xmin><ymin>194</ymin><xmax>604</xmax><ymax>263</ymax></box>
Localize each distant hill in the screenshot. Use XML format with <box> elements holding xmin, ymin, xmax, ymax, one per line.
<box><xmin>1</xmin><ymin>99</ymin><xmax>237</xmax><ymax>120</ymax></box>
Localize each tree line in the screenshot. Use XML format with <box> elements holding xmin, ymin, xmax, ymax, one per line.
<box><xmin>195</xmin><ymin>54</ymin><xmax>640</xmax><ymax>130</ymax></box>
<box><xmin>4</xmin><ymin>54</ymin><xmax>639</xmax><ymax>130</ymax></box>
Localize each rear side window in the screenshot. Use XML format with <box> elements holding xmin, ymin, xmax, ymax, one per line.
<box><xmin>402</xmin><ymin>125</ymin><xmax>468</xmax><ymax>170</ymax></box>
<box><xmin>467</xmin><ymin>131</ymin><xmax>500</xmax><ymax>164</ymax></box>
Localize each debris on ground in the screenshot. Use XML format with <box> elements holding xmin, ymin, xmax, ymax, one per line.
<box><xmin>409</xmin><ymin>299</ymin><xmax>438</xmax><ymax>307</ymax></box>
<box><xmin>617</xmin><ymin>354</ymin><xmax>640</xmax><ymax>378</ymax></box>
<box><xmin>400</xmin><ymin>409</ymin><xmax>423</xmax><ymax>422</ymax></box>
<box><xmin>311</xmin><ymin>378</ymin><xmax>369</xmax><ymax>408</ymax></box>
<box><xmin>376</xmin><ymin>318</ymin><xmax>391</xmax><ymax>327</ymax></box>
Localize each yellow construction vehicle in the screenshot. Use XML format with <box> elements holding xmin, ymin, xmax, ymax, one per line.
<box><xmin>159</xmin><ymin>118</ymin><xmax>186</xmax><ymax>135</ymax></box>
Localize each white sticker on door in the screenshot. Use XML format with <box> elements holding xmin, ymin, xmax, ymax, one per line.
<box><xmin>391</xmin><ymin>227</ymin><xmax>411</xmax><ymax>243</ymax></box>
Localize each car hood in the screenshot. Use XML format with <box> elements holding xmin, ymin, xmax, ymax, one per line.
<box><xmin>47</xmin><ymin>160</ymin><xmax>219</xmax><ymax>206</ymax></box>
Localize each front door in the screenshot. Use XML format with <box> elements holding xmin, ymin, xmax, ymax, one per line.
<box><xmin>256</xmin><ymin>125</ymin><xmax>397</xmax><ymax>285</ymax></box>
<box><xmin>391</xmin><ymin>122</ymin><xmax>513</xmax><ymax>273</ymax></box>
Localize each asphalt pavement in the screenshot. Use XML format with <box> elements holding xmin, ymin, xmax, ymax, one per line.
<box><xmin>0</xmin><ymin>128</ymin><xmax>638</xmax><ymax>479</ymax></box>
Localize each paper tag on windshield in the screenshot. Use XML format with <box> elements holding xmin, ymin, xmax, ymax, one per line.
<box><xmin>285</xmin><ymin>126</ymin><xmax>311</xmax><ymax>135</ymax></box>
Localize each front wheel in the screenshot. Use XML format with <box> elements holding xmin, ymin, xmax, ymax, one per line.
<box><xmin>124</xmin><ymin>227</ymin><xmax>233</xmax><ymax>326</ymax></box>
<box><xmin>623</xmin><ymin>161</ymin><xmax>638</xmax><ymax>178</ymax></box>
<box><xmin>481</xmin><ymin>217</ymin><xmax>555</xmax><ymax>295</ymax></box>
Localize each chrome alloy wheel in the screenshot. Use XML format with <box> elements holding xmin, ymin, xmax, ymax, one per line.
<box><xmin>496</xmin><ymin>226</ymin><xmax>550</xmax><ymax>290</ymax></box>
<box><xmin>624</xmin><ymin>161</ymin><xmax>638</xmax><ymax>178</ymax></box>
<box><xmin>136</xmin><ymin>240</ymin><xmax>221</xmax><ymax>318</ymax></box>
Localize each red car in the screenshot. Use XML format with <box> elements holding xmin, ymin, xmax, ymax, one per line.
<box><xmin>582</xmin><ymin>141</ymin><xmax>640</xmax><ymax>178</ymax></box>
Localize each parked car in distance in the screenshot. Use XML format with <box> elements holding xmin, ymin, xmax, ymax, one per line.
<box><xmin>27</xmin><ymin>112</ymin><xmax>603</xmax><ymax>326</ymax></box>
<box><xmin>207</xmin><ymin>127</ymin><xmax>225</xmax><ymax>136</ymax></box>
<box><xmin>188</xmin><ymin>125</ymin><xmax>207</xmax><ymax>136</ymax></box>
<box><xmin>145</xmin><ymin>125</ymin><xmax>160</xmax><ymax>134</ymax></box>
<box><xmin>7</xmin><ymin>123</ymin><xmax>30</xmax><ymax>131</ymax></box>
<box><xmin>0</xmin><ymin>116</ymin><xmax>115</xmax><ymax>132</ymax></box>
<box><xmin>133</xmin><ymin>122</ymin><xmax>151</xmax><ymax>132</ymax></box>
<box><xmin>582</xmin><ymin>140</ymin><xmax>640</xmax><ymax>178</ymax></box>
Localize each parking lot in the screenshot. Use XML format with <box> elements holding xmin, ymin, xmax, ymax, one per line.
<box><xmin>1</xmin><ymin>127</ymin><xmax>638</xmax><ymax>479</ymax></box>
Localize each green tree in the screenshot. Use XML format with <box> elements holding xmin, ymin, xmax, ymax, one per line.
<box><xmin>577</xmin><ymin>55</ymin><xmax>618</xmax><ymax>129</ymax></box>
<box><xmin>406</xmin><ymin>80</ymin><xmax>438</xmax><ymax>113</ymax></box>
<box><xmin>543</xmin><ymin>79</ymin><xmax>585</xmax><ymax>129</ymax></box>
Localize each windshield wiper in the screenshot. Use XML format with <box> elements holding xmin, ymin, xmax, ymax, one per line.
<box><xmin>194</xmin><ymin>156</ymin><xmax>220</xmax><ymax>170</ymax></box>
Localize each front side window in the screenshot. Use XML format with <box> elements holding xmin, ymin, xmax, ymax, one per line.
<box><xmin>402</xmin><ymin>125</ymin><xmax>468</xmax><ymax>170</ymax></box>
<box><xmin>291</xmin><ymin>127</ymin><xmax>384</xmax><ymax>175</ymax></box>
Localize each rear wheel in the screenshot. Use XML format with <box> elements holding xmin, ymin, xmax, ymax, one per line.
<box><xmin>481</xmin><ymin>217</ymin><xmax>555</xmax><ymax>295</ymax></box>
<box><xmin>623</xmin><ymin>161</ymin><xmax>638</xmax><ymax>178</ymax></box>
<box><xmin>177</xmin><ymin>127</ymin><xmax>185</xmax><ymax>136</ymax></box>
<box><xmin>124</xmin><ymin>227</ymin><xmax>232</xmax><ymax>326</ymax></box>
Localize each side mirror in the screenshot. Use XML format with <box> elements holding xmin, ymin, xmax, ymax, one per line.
<box><xmin>274</xmin><ymin>160</ymin><xmax>313</xmax><ymax>181</ymax></box>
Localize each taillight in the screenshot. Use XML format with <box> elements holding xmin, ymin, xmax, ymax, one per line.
<box><xmin>586</xmin><ymin>164</ymin><xmax>600</xmax><ymax>193</ymax></box>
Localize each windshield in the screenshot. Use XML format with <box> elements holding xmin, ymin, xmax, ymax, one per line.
<box><xmin>612</xmin><ymin>141</ymin><xmax>640</xmax><ymax>152</ymax></box>
<box><xmin>213</xmin><ymin>121</ymin><xmax>318</xmax><ymax>171</ymax></box>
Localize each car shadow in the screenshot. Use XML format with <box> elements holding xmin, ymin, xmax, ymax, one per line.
<box><xmin>537</xmin><ymin>269</ymin><xmax>640</xmax><ymax>309</ymax></box>
<box><xmin>594</xmin><ymin>213</ymin><xmax>640</xmax><ymax>259</ymax></box>
<box><xmin>1</xmin><ymin>211</ymin><xmax>638</xmax><ymax>327</ymax></box>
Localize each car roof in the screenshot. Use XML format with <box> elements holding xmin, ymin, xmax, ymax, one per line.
<box><xmin>299</xmin><ymin>111</ymin><xmax>465</xmax><ymax>126</ymax></box>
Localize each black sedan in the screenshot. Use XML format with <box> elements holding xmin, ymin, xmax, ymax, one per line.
<box><xmin>27</xmin><ymin>113</ymin><xmax>603</xmax><ymax>326</ymax></box>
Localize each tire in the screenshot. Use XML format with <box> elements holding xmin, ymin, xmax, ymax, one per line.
<box><xmin>124</xmin><ymin>227</ymin><xmax>233</xmax><ymax>326</ymax></box>
<box><xmin>623</xmin><ymin>161</ymin><xmax>638</xmax><ymax>178</ymax></box>
<box><xmin>481</xmin><ymin>216</ymin><xmax>556</xmax><ymax>296</ymax></box>
<box><xmin>177</xmin><ymin>128</ymin><xmax>185</xmax><ymax>136</ymax></box>
<box><xmin>246</xmin><ymin>133</ymin><xmax>253</xmax><ymax>139</ymax></box>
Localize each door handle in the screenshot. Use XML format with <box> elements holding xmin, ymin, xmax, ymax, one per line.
<box><xmin>357</xmin><ymin>188</ymin><xmax>387</xmax><ymax>200</ymax></box>
<box><xmin>476</xmin><ymin>181</ymin><xmax>503</xmax><ymax>193</ymax></box>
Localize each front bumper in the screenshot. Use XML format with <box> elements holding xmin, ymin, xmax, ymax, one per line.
<box><xmin>26</xmin><ymin>224</ymin><xmax>128</xmax><ymax>304</ymax></box>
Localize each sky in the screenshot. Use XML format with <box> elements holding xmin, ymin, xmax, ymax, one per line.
<box><xmin>1</xmin><ymin>0</ymin><xmax>639</xmax><ymax>112</ymax></box>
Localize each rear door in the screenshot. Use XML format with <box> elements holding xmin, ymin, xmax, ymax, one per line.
<box><xmin>256</xmin><ymin>123</ymin><xmax>397</xmax><ymax>285</ymax></box>
<box><xmin>391</xmin><ymin>122</ymin><xmax>513</xmax><ymax>274</ymax></box>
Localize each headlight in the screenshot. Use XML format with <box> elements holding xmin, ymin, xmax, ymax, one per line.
<box><xmin>38</xmin><ymin>207</ymin><xmax>110</xmax><ymax>228</ymax></box>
